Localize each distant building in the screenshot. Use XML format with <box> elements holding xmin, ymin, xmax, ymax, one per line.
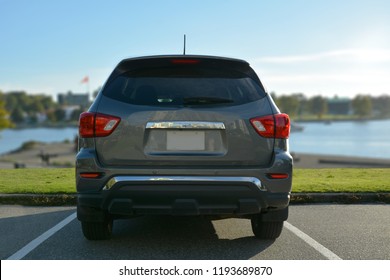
<box><xmin>63</xmin><ymin>105</ymin><xmax>81</xmax><ymax>121</ymax></box>
<box><xmin>57</xmin><ymin>92</ymin><xmax>90</xmax><ymax>108</ymax></box>
<box><xmin>327</xmin><ymin>97</ymin><xmax>351</xmax><ymax>115</ymax></box>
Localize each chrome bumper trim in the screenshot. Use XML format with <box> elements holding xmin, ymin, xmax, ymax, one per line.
<box><xmin>103</xmin><ymin>176</ymin><xmax>264</xmax><ymax>191</ymax></box>
<box><xmin>146</xmin><ymin>121</ymin><xmax>225</xmax><ymax>130</ymax></box>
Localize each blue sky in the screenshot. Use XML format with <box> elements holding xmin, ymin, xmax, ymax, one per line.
<box><xmin>1</xmin><ymin>0</ymin><xmax>390</xmax><ymax>98</ymax></box>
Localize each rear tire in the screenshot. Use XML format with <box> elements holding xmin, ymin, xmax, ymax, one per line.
<box><xmin>81</xmin><ymin>219</ymin><xmax>113</xmax><ymax>240</ymax></box>
<box><xmin>251</xmin><ymin>217</ymin><xmax>284</xmax><ymax>239</ymax></box>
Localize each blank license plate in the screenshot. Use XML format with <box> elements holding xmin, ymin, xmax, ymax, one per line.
<box><xmin>167</xmin><ymin>131</ymin><xmax>205</xmax><ymax>151</ymax></box>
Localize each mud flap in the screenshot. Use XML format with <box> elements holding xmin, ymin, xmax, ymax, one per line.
<box><xmin>259</xmin><ymin>207</ymin><xmax>289</xmax><ymax>222</ymax></box>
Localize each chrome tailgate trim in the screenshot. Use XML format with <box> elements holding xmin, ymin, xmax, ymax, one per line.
<box><xmin>146</xmin><ymin>121</ymin><xmax>225</xmax><ymax>130</ymax></box>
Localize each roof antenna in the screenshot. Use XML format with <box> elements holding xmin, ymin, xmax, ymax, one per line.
<box><xmin>183</xmin><ymin>34</ymin><xmax>186</xmax><ymax>55</ymax></box>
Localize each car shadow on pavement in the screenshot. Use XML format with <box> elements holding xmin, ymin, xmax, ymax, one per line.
<box><xmin>84</xmin><ymin>215</ymin><xmax>275</xmax><ymax>260</ymax></box>
<box><xmin>3</xmin><ymin>210</ymin><xmax>275</xmax><ymax>260</ymax></box>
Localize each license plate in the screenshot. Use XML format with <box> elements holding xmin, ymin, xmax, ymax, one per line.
<box><xmin>167</xmin><ymin>131</ymin><xmax>205</xmax><ymax>151</ymax></box>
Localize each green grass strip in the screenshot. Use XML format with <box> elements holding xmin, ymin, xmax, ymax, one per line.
<box><xmin>0</xmin><ymin>168</ymin><xmax>74</xmax><ymax>194</ymax></box>
<box><xmin>293</xmin><ymin>168</ymin><xmax>390</xmax><ymax>193</ymax></box>
<box><xmin>0</xmin><ymin>168</ymin><xmax>389</xmax><ymax>194</ymax></box>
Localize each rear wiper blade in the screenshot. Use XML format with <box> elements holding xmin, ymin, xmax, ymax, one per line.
<box><xmin>183</xmin><ymin>96</ymin><xmax>234</xmax><ymax>105</ymax></box>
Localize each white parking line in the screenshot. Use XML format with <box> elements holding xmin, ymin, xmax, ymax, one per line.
<box><xmin>5</xmin><ymin>212</ymin><xmax>342</xmax><ymax>260</ymax></box>
<box><xmin>284</xmin><ymin>221</ymin><xmax>342</xmax><ymax>260</ymax></box>
<box><xmin>7</xmin><ymin>212</ymin><xmax>77</xmax><ymax>260</ymax></box>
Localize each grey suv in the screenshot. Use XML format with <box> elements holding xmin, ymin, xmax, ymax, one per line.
<box><xmin>76</xmin><ymin>55</ymin><xmax>292</xmax><ymax>240</ymax></box>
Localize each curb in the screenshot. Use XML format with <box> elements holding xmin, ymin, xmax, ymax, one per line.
<box><xmin>0</xmin><ymin>194</ymin><xmax>77</xmax><ymax>206</ymax></box>
<box><xmin>0</xmin><ymin>193</ymin><xmax>389</xmax><ymax>206</ymax></box>
<box><xmin>291</xmin><ymin>192</ymin><xmax>390</xmax><ymax>204</ymax></box>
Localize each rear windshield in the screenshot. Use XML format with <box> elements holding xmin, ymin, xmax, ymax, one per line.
<box><xmin>102</xmin><ymin>67</ymin><xmax>266</xmax><ymax>107</ymax></box>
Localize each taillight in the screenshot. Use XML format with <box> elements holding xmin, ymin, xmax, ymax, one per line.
<box><xmin>250</xmin><ymin>113</ymin><xmax>290</xmax><ymax>139</ymax></box>
<box><xmin>79</xmin><ymin>112</ymin><xmax>95</xmax><ymax>137</ymax></box>
<box><xmin>79</xmin><ymin>112</ymin><xmax>121</xmax><ymax>138</ymax></box>
<box><xmin>95</xmin><ymin>114</ymin><xmax>121</xmax><ymax>137</ymax></box>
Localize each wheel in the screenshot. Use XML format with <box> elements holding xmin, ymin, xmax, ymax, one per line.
<box><xmin>251</xmin><ymin>216</ymin><xmax>284</xmax><ymax>239</ymax></box>
<box><xmin>81</xmin><ymin>219</ymin><xmax>113</xmax><ymax>240</ymax></box>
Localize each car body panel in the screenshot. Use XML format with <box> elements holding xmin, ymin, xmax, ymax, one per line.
<box><xmin>93</xmin><ymin>95</ymin><xmax>276</xmax><ymax>167</ymax></box>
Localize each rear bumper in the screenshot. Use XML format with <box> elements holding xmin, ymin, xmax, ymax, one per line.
<box><xmin>77</xmin><ymin>175</ymin><xmax>290</xmax><ymax>221</ymax></box>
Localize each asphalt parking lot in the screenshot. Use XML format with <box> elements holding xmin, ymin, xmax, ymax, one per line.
<box><xmin>1</xmin><ymin>204</ymin><xmax>389</xmax><ymax>260</ymax></box>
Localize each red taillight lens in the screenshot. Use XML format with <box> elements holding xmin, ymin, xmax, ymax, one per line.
<box><xmin>250</xmin><ymin>115</ymin><xmax>275</xmax><ymax>138</ymax></box>
<box><xmin>250</xmin><ymin>113</ymin><xmax>290</xmax><ymax>139</ymax></box>
<box><xmin>267</xmin><ymin>173</ymin><xmax>289</xmax><ymax>179</ymax></box>
<box><xmin>275</xmin><ymin>113</ymin><xmax>290</xmax><ymax>139</ymax></box>
<box><xmin>79</xmin><ymin>112</ymin><xmax>95</xmax><ymax>138</ymax></box>
<box><xmin>79</xmin><ymin>112</ymin><xmax>121</xmax><ymax>138</ymax></box>
<box><xmin>94</xmin><ymin>113</ymin><xmax>121</xmax><ymax>137</ymax></box>
<box><xmin>80</xmin><ymin>172</ymin><xmax>104</xmax><ymax>179</ymax></box>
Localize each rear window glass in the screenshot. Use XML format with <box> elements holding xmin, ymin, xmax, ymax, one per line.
<box><xmin>102</xmin><ymin>67</ymin><xmax>266</xmax><ymax>107</ymax></box>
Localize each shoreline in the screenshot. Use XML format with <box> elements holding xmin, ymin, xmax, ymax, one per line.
<box><xmin>0</xmin><ymin>141</ymin><xmax>76</xmax><ymax>169</ymax></box>
<box><xmin>294</xmin><ymin>116</ymin><xmax>390</xmax><ymax>123</ymax></box>
<box><xmin>292</xmin><ymin>152</ymin><xmax>390</xmax><ymax>168</ymax></box>
<box><xmin>8</xmin><ymin>115</ymin><xmax>390</xmax><ymax>126</ymax></box>
<box><xmin>10</xmin><ymin>122</ymin><xmax>78</xmax><ymax>130</ymax></box>
<box><xmin>0</xmin><ymin>141</ymin><xmax>389</xmax><ymax>169</ymax></box>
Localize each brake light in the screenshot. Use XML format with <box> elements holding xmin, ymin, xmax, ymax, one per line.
<box><xmin>171</xmin><ymin>59</ymin><xmax>200</xmax><ymax>64</ymax></box>
<box><xmin>79</xmin><ymin>112</ymin><xmax>121</xmax><ymax>138</ymax></box>
<box><xmin>250</xmin><ymin>113</ymin><xmax>290</xmax><ymax>139</ymax></box>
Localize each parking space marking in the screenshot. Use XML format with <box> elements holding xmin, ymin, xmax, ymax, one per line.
<box><xmin>5</xmin><ymin>212</ymin><xmax>342</xmax><ymax>260</ymax></box>
<box><xmin>284</xmin><ymin>221</ymin><xmax>342</xmax><ymax>260</ymax></box>
<box><xmin>7</xmin><ymin>212</ymin><xmax>76</xmax><ymax>260</ymax></box>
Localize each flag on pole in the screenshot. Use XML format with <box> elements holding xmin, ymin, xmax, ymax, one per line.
<box><xmin>80</xmin><ymin>76</ymin><xmax>89</xmax><ymax>84</ymax></box>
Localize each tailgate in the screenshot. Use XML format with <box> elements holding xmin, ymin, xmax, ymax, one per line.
<box><xmin>95</xmin><ymin>97</ymin><xmax>275</xmax><ymax>168</ymax></box>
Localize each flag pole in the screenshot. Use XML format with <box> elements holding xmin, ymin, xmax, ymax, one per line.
<box><xmin>80</xmin><ymin>76</ymin><xmax>90</xmax><ymax>101</ymax></box>
<box><xmin>87</xmin><ymin>78</ymin><xmax>90</xmax><ymax>101</ymax></box>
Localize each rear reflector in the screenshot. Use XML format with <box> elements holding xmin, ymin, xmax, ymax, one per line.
<box><xmin>80</xmin><ymin>172</ymin><xmax>103</xmax><ymax>179</ymax></box>
<box><xmin>267</xmin><ymin>173</ymin><xmax>289</xmax><ymax>179</ymax></box>
<box><xmin>250</xmin><ymin>113</ymin><xmax>290</xmax><ymax>139</ymax></box>
<box><xmin>79</xmin><ymin>112</ymin><xmax>121</xmax><ymax>138</ymax></box>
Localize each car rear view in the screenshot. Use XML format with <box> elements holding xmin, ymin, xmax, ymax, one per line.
<box><xmin>76</xmin><ymin>55</ymin><xmax>292</xmax><ymax>240</ymax></box>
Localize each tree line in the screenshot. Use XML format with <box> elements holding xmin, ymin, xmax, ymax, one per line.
<box><xmin>0</xmin><ymin>90</ymin><xmax>86</xmax><ymax>129</ymax></box>
<box><xmin>1</xmin><ymin>90</ymin><xmax>390</xmax><ymax>131</ymax></box>
<box><xmin>271</xmin><ymin>93</ymin><xmax>390</xmax><ymax>119</ymax></box>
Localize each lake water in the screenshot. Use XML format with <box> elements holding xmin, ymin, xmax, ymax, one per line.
<box><xmin>0</xmin><ymin>127</ymin><xmax>78</xmax><ymax>154</ymax></box>
<box><xmin>0</xmin><ymin>119</ymin><xmax>389</xmax><ymax>159</ymax></box>
<box><xmin>289</xmin><ymin>119</ymin><xmax>390</xmax><ymax>159</ymax></box>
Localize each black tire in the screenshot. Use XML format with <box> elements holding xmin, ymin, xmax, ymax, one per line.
<box><xmin>251</xmin><ymin>217</ymin><xmax>284</xmax><ymax>239</ymax></box>
<box><xmin>81</xmin><ymin>220</ymin><xmax>113</xmax><ymax>240</ymax></box>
